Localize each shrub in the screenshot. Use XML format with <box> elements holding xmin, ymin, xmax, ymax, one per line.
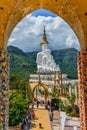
<box><xmin>9</xmin><ymin>91</ymin><xmax>29</xmax><ymax>126</ymax></box>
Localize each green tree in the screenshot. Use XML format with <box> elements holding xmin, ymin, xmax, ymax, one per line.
<box><xmin>10</xmin><ymin>74</ymin><xmax>20</xmax><ymax>90</ymax></box>
<box><xmin>64</xmin><ymin>105</ymin><xmax>73</xmax><ymax>114</ymax></box>
<box><xmin>10</xmin><ymin>74</ymin><xmax>32</xmax><ymax>100</ymax></box>
<box><xmin>67</xmin><ymin>93</ymin><xmax>76</xmax><ymax>105</ymax></box>
<box><xmin>9</xmin><ymin>91</ymin><xmax>29</xmax><ymax>126</ymax></box>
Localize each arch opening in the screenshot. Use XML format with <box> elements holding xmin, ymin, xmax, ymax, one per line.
<box><xmin>2</xmin><ymin>8</ymin><xmax>81</xmax><ymax>130</ymax></box>
<box><xmin>0</xmin><ymin>1</ymin><xmax>87</xmax><ymax>129</ymax></box>
<box><xmin>8</xmin><ymin>8</ymin><xmax>80</xmax><ymax>52</ymax></box>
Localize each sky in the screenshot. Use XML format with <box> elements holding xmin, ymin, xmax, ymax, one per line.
<box><xmin>8</xmin><ymin>9</ymin><xmax>80</xmax><ymax>52</ymax></box>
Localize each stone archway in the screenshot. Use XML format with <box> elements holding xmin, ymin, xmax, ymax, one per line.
<box><xmin>30</xmin><ymin>82</ymin><xmax>48</xmax><ymax>109</ymax></box>
<box><xmin>0</xmin><ymin>0</ymin><xmax>86</xmax><ymax>50</ymax></box>
<box><xmin>0</xmin><ymin>0</ymin><xmax>87</xmax><ymax>129</ymax></box>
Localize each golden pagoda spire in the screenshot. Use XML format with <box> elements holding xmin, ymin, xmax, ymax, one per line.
<box><xmin>40</xmin><ymin>26</ymin><xmax>48</xmax><ymax>45</ymax></box>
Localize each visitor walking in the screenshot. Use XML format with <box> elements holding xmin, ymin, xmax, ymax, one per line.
<box><xmin>31</xmin><ymin>110</ymin><xmax>35</xmax><ymax>119</ymax></box>
<box><xmin>37</xmin><ymin>100</ymin><xmax>39</xmax><ymax>108</ymax></box>
<box><xmin>21</xmin><ymin>109</ymin><xmax>32</xmax><ymax>130</ymax></box>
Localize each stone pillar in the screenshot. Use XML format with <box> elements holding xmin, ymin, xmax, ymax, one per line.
<box><xmin>60</xmin><ymin>88</ymin><xmax>63</xmax><ymax>96</ymax></box>
<box><xmin>78</xmin><ymin>50</ymin><xmax>87</xmax><ymax>130</ymax></box>
<box><xmin>69</xmin><ymin>84</ymin><xmax>72</xmax><ymax>98</ymax></box>
<box><xmin>63</xmin><ymin>88</ymin><xmax>66</xmax><ymax>95</ymax></box>
<box><xmin>45</xmin><ymin>90</ymin><xmax>48</xmax><ymax>108</ymax></box>
<box><xmin>0</xmin><ymin>51</ymin><xmax>9</xmax><ymax>130</ymax></box>
<box><xmin>63</xmin><ymin>89</ymin><xmax>65</xmax><ymax>95</ymax></box>
<box><xmin>75</xmin><ymin>85</ymin><xmax>78</xmax><ymax>105</ymax></box>
<box><xmin>32</xmin><ymin>92</ymin><xmax>34</xmax><ymax>109</ymax></box>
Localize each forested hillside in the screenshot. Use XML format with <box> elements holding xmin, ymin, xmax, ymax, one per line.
<box><xmin>7</xmin><ymin>46</ymin><xmax>78</xmax><ymax>79</ymax></box>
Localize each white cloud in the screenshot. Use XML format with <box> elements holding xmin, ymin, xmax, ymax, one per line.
<box><xmin>8</xmin><ymin>38</ymin><xmax>16</xmax><ymax>42</ymax></box>
<box><xmin>65</xmin><ymin>34</ymin><xmax>80</xmax><ymax>50</ymax></box>
<box><xmin>65</xmin><ymin>35</ymin><xmax>75</xmax><ymax>47</ymax></box>
<box><xmin>8</xmin><ymin>13</ymin><xmax>80</xmax><ymax>52</ymax></box>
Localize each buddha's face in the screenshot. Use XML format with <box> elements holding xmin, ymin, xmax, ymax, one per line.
<box><xmin>42</xmin><ymin>44</ymin><xmax>48</xmax><ymax>51</ymax></box>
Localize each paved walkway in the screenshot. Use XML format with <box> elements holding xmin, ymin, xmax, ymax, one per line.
<box><xmin>30</xmin><ymin>108</ymin><xmax>52</xmax><ymax>130</ymax></box>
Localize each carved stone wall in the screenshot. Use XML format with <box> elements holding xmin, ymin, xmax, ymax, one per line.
<box><xmin>78</xmin><ymin>50</ymin><xmax>87</xmax><ymax>130</ymax></box>
<box><xmin>0</xmin><ymin>0</ymin><xmax>86</xmax><ymax>50</ymax></box>
<box><xmin>0</xmin><ymin>51</ymin><xmax>9</xmax><ymax>130</ymax></box>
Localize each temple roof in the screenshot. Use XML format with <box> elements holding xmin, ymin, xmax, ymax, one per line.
<box><xmin>40</xmin><ymin>26</ymin><xmax>48</xmax><ymax>45</ymax></box>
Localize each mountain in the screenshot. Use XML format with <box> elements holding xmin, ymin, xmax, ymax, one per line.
<box><xmin>7</xmin><ymin>46</ymin><xmax>78</xmax><ymax>79</ymax></box>
<box><xmin>51</xmin><ymin>48</ymin><xmax>78</xmax><ymax>79</ymax></box>
<box><xmin>7</xmin><ymin>46</ymin><xmax>37</xmax><ymax>78</ymax></box>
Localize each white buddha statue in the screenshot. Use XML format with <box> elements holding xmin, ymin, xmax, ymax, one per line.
<box><xmin>36</xmin><ymin>26</ymin><xmax>60</xmax><ymax>73</ymax></box>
